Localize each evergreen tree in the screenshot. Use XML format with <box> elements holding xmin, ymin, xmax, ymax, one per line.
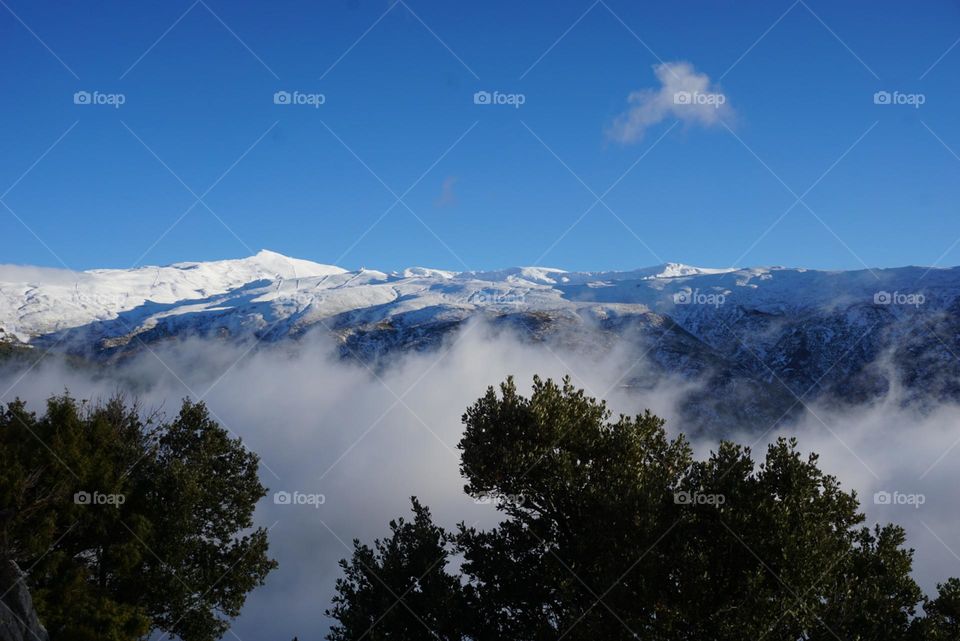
<box><xmin>327</xmin><ymin>375</ymin><xmax>957</xmax><ymax>640</ymax></box>
<box><xmin>923</xmin><ymin>578</ymin><xmax>960</xmax><ymax>639</ymax></box>
<box><xmin>0</xmin><ymin>394</ymin><xmax>277</xmax><ymax>641</ymax></box>
<box><xmin>326</xmin><ymin>498</ymin><xmax>470</xmax><ymax>641</ymax></box>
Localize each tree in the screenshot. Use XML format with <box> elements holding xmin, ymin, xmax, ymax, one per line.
<box><xmin>923</xmin><ymin>578</ymin><xmax>960</xmax><ymax>640</ymax></box>
<box><xmin>327</xmin><ymin>376</ymin><xmax>955</xmax><ymax>640</ymax></box>
<box><xmin>326</xmin><ymin>498</ymin><xmax>470</xmax><ymax>641</ymax></box>
<box><xmin>0</xmin><ymin>394</ymin><xmax>277</xmax><ymax>641</ymax></box>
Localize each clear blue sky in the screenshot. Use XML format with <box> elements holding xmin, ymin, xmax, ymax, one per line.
<box><xmin>2</xmin><ymin>0</ymin><xmax>959</xmax><ymax>272</ymax></box>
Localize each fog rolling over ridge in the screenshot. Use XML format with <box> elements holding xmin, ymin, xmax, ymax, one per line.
<box><xmin>1</xmin><ymin>319</ymin><xmax>958</xmax><ymax>640</ymax></box>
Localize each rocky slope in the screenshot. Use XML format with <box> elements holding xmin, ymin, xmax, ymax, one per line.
<box><xmin>0</xmin><ymin>561</ymin><xmax>48</xmax><ymax>641</ymax></box>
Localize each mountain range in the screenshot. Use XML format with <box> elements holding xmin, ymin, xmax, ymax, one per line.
<box><xmin>2</xmin><ymin>250</ymin><xmax>957</xmax><ymax>432</ymax></box>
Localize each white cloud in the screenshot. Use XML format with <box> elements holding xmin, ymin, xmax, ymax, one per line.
<box><xmin>606</xmin><ymin>61</ymin><xmax>733</xmax><ymax>144</ymax></box>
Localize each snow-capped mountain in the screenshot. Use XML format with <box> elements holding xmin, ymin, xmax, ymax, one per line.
<box><xmin>2</xmin><ymin>250</ymin><xmax>958</xmax><ymax>431</ymax></box>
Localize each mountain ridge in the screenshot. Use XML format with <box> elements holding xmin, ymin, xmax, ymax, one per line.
<box><xmin>2</xmin><ymin>251</ymin><xmax>957</xmax><ymax>433</ymax></box>
<box><xmin>3</xmin><ymin>249</ymin><xmax>951</xmax><ymax>343</ymax></box>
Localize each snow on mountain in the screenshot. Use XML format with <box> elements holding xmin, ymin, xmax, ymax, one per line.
<box><xmin>0</xmin><ymin>251</ymin><xmax>345</xmax><ymax>341</ymax></box>
<box><xmin>2</xmin><ymin>251</ymin><xmax>958</xmax><ymax>432</ymax></box>
<box><xmin>0</xmin><ymin>252</ymin><xmax>951</xmax><ymax>346</ymax></box>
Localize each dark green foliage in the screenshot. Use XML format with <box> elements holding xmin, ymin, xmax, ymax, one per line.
<box><xmin>0</xmin><ymin>339</ymin><xmax>30</xmax><ymax>363</ymax></box>
<box><xmin>328</xmin><ymin>375</ymin><xmax>956</xmax><ymax>640</ymax></box>
<box><xmin>326</xmin><ymin>498</ymin><xmax>471</xmax><ymax>641</ymax></box>
<box><xmin>0</xmin><ymin>394</ymin><xmax>277</xmax><ymax>641</ymax></box>
<box><xmin>923</xmin><ymin>578</ymin><xmax>960</xmax><ymax>639</ymax></box>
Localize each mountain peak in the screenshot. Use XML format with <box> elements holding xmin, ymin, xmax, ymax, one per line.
<box><xmin>240</xmin><ymin>251</ymin><xmax>347</xmax><ymax>279</ymax></box>
<box><xmin>254</xmin><ymin>249</ymin><xmax>290</xmax><ymax>259</ymax></box>
<box><xmin>647</xmin><ymin>263</ymin><xmax>738</xmax><ymax>279</ymax></box>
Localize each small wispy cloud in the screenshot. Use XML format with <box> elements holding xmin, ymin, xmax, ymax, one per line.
<box><xmin>606</xmin><ymin>61</ymin><xmax>732</xmax><ymax>144</ymax></box>
<box><xmin>434</xmin><ymin>176</ymin><xmax>458</xmax><ymax>208</ymax></box>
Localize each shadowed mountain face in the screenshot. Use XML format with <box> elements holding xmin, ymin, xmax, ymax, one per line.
<box><xmin>1</xmin><ymin>252</ymin><xmax>957</xmax><ymax>433</ymax></box>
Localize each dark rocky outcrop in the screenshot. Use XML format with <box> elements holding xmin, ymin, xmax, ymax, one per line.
<box><xmin>0</xmin><ymin>561</ymin><xmax>48</xmax><ymax>641</ymax></box>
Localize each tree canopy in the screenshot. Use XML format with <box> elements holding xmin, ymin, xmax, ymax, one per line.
<box><xmin>0</xmin><ymin>394</ymin><xmax>276</xmax><ymax>641</ymax></box>
<box><xmin>327</xmin><ymin>375</ymin><xmax>958</xmax><ymax>640</ymax></box>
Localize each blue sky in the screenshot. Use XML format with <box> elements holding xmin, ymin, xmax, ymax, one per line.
<box><xmin>1</xmin><ymin>0</ymin><xmax>959</xmax><ymax>272</ymax></box>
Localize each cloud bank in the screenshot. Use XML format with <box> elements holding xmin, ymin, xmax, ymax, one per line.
<box><xmin>1</xmin><ymin>324</ymin><xmax>958</xmax><ymax>639</ymax></box>
<box><xmin>607</xmin><ymin>61</ymin><xmax>733</xmax><ymax>144</ymax></box>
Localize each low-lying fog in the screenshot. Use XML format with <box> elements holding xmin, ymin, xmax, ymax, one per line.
<box><xmin>2</xmin><ymin>321</ymin><xmax>958</xmax><ymax>640</ymax></box>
